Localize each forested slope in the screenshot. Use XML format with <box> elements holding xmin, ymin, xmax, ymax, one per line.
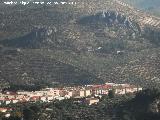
<box><xmin>0</xmin><ymin>0</ymin><xmax>160</xmax><ymax>89</ymax></box>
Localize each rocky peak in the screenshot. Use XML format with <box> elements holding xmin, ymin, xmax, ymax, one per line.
<box><xmin>78</xmin><ymin>10</ymin><xmax>141</xmax><ymax>34</ymax></box>
<box><xmin>0</xmin><ymin>26</ymin><xmax>57</xmax><ymax>48</ymax></box>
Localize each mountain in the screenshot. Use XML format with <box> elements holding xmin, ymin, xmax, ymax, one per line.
<box><xmin>121</xmin><ymin>0</ymin><xmax>160</xmax><ymax>16</ymax></box>
<box><xmin>0</xmin><ymin>0</ymin><xmax>160</xmax><ymax>88</ymax></box>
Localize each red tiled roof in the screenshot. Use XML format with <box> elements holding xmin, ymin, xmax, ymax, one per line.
<box><xmin>0</xmin><ymin>108</ymin><xmax>12</xmax><ymax>111</ymax></box>
<box><xmin>9</xmin><ymin>98</ymin><xmax>17</xmax><ymax>100</ymax></box>
<box><xmin>0</xmin><ymin>98</ymin><xmax>5</xmax><ymax>101</ymax></box>
<box><xmin>30</xmin><ymin>96</ymin><xmax>40</xmax><ymax>100</ymax></box>
<box><xmin>0</xmin><ymin>108</ymin><xmax>7</xmax><ymax>110</ymax></box>
<box><xmin>3</xmin><ymin>98</ymin><xmax>11</xmax><ymax>101</ymax></box>
<box><xmin>92</xmin><ymin>85</ymin><xmax>112</xmax><ymax>89</ymax></box>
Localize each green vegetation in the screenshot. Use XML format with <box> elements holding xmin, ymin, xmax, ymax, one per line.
<box><xmin>108</xmin><ymin>89</ymin><xmax>116</xmax><ymax>98</ymax></box>
<box><xmin>143</xmin><ymin>27</ymin><xmax>160</xmax><ymax>46</ymax></box>
<box><xmin>117</xmin><ymin>88</ymin><xmax>160</xmax><ymax>120</ymax></box>
<box><xmin>0</xmin><ymin>0</ymin><xmax>160</xmax><ymax>89</ymax></box>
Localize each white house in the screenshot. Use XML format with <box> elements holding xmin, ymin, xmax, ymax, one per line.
<box><xmin>79</xmin><ymin>90</ymin><xmax>85</xmax><ymax>97</ymax></box>
<box><xmin>0</xmin><ymin>108</ymin><xmax>8</xmax><ymax>113</ymax></box>
<box><xmin>5</xmin><ymin>100</ymin><xmax>11</xmax><ymax>105</ymax></box>
<box><xmin>85</xmin><ymin>90</ymin><xmax>91</xmax><ymax>97</ymax></box>
<box><xmin>5</xmin><ymin>113</ymin><xmax>11</xmax><ymax>118</ymax></box>
<box><xmin>11</xmin><ymin>99</ymin><xmax>19</xmax><ymax>104</ymax></box>
<box><xmin>85</xmin><ymin>98</ymin><xmax>99</xmax><ymax>105</ymax></box>
<box><xmin>55</xmin><ymin>96</ymin><xmax>65</xmax><ymax>101</ymax></box>
<box><xmin>40</xmin><ymin>96</ymin><xmax>47</xmax><ymax>102</ymax></box>
<box><xmin>47</xmin><ymin>96</ymin><xmax>54</xmax><ymax>102</ymax></box>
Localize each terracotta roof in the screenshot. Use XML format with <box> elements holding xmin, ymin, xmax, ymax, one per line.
<box><xmin>0</xmin><ymin>108</ymin><xmax>12</xmax><ymax>111</ymax></box>
<box><xmin>0</xmin><ymin>98</ymin><xmax>5</xmax><ymax>101</ymax></box>
<box><xmin>30</xmin><ymin>96</ymin><xmax>40</xmax><ymax>100</ymax></box>
<box><xmin>92</xmin><ymin>85</ymin><xmax>112</xmax><ymax>89</ymax></box>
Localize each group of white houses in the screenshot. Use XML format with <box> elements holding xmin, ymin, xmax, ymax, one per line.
<box><xmin>0</xmin><ymin>83</ymin><xmax>142</xmax><ymax>106</ymax></box>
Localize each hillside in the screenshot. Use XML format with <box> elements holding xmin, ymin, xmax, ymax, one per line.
<box><xmin>0</xmin><ymin>0</ymin><xmax>160</xmax><ymax>89</ymax></box>
<box><xmin>121</xmin><ymin>0</ymin><xmax>160</xmax><ymax>16</ymax></box>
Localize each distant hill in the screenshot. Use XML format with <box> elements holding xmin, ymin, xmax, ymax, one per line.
<box><xmin>122</xmin><ymin>0</ymin><xmax>160</xmax><ymax>16</ymax></box>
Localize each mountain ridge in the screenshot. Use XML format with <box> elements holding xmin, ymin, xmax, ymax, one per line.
<box><xmin>0</xmin><ymin>0</ymin><xmax>160</xmax><ymax>89</ymax></box>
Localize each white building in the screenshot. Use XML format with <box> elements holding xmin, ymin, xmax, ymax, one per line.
<box><xmin>85</xmin><ymin>90</ymin><xmax>91</xmax><ymax>97</ymax></box>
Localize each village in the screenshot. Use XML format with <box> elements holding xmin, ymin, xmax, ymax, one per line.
<box><xmin>0</xmin><ymin>82</ymin><xmax>142</xmax><ymax>117</ymax></box>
